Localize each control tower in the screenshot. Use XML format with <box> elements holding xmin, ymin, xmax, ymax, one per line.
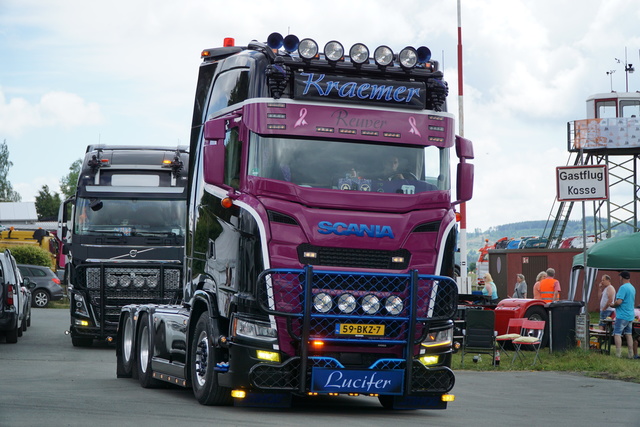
<box><xmin>544</xmin><ymin>91</ymin><xmax>640</xmax><ymax>247</ymax></box>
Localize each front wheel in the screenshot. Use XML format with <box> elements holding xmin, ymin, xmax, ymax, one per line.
<box><xmin>190</xmin><ymin>312</ymin><xmax>232</xmax><ymax>405</ymax></box>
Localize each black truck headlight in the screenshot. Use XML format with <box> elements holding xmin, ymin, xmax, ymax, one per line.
<box><xmin>421</xmin><ymin>328</ymin><xmax>453</xmax><ymax>348</ymax></box>
<box><xmin>232</xmin><ymin>317</ymin><xmax>277</xmax><ymax>340</ymax></box>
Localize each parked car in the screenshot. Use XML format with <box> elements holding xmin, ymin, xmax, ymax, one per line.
<box><xmin>17</xmin><ymin>264</ymin><xmax>64</xmax><ymax>308</ymax></box>
<box><xmin>0</xmin><ymin>249</ymin><xmax>32</xmax><ymax>343</ymax></box>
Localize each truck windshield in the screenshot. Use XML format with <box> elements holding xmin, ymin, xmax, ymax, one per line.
<box><xmin>73</xmin><ymin>198</ymin><xmax>186</xmax><ymax>237</ymax></box>
<box><xmin>248</xmin><ymin>134</ymin><xmax>449</xmax><ymax>194</ymax></box>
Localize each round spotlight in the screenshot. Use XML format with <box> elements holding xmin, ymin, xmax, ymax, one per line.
<box><xmin>324</xmin><ymin>40</ymin><xmax>344</xmax><ymax>62</ymax></box>
<box><xmin>349</xmin><ymin>43</ymin><xmax>369</xmax><ymax>64</ymax></box>
<box><xmin>283</xmin><ymin>34</ymin><xmax>300</xmax><ymax>53</ymax></box>
<box><xmin>106</xmin><ymin>275</ymin><xmax>118</xmax><ymax>288</ymax></box>
<box><xmin>337</xmin><ymin>293</ymin><xmax>357</xmax><ymax>314</ymax></box>
<box><xmin>298</xmin><ymin>38</ymin><xmax>319</xmax><ymax>59</ymax></box>
<box><xmin>373</xmin><ymin>45</ymin><xmax>394</xmax><ymax>67</ymax></box>
<box><xmin>384</xmin><ymin>296</ymin><xmax>404</xmax><ymax>315</ymax></box>
<box><xmin>416</xmin><ymin>46</ymin><xmax>432</xmax><ymax>63</ymax></box>
<box><xmin>313</xmin><ymin>292</ymin><xmax>333</xmax><ymax>313</ymax></box>
<box><xmin>362</xmin><ymin>294</ymin><xmax>381</xmax><ymax>315</ymax></box>
<box><xmin>267</xmin><ymin>32</ymin><xmax>284</xmax><ymax>50</ymax></box>
<box><xmin>133</xmin><ymin>275</ymin><xmax>145</xmax><ymax>288</ymax></box>
<box><xmin>399</xmin><ymin>47</ymin><xmax>418</xmax><ymax>69</ymax></box>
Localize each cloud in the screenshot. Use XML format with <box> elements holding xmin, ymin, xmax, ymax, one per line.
<box><xmin>0</xmin><ymin>88</ymin><xmax>103</xmax><ymax>136</ymax></box>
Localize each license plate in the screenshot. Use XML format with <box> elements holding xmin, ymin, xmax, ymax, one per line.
<box><xmin>336</xmin><ymin>323</ymin><xmax>385</xmax><ymax>336</ymax></box>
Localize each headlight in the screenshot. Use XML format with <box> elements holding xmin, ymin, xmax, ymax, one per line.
<box><xmin>72</xmin><ymin>293</ymin><xmax>90</xmax><ymax>317</ymax></box>
<box><xmin>106</xmin><ymin>274</ymin><xmax>118</xmax><ymax>288</ymax></box>
<box><xmin>324</xmin><ymin>40</ymin><xmax>344</xmax><ymax>61</ymax></box>
<box><xmin>398</xmin><ymin>47</ymin><xmax>418</xmax><ymax>69</ymax></box>
<box><xmin>313</xmin><ymin>292</ymin><xmax>333</xmax><ymax>313</ymax></box>
<box><xmin>361</xmin><ymin>294</ymin><xmax>380</xmax><ymax>314</ymax></box>
<box><xmin>133</xmin><ymin>275</ymin><xmax>145</xmax><ymax>288</ymax></box>
<box><xmin>337</xmin><ymin>293</ymin><xmax>357</xmax><ymax>314</ymax></box>
<box><xmin>384</xmin><ymin>296</ymin><xmax>403</xmax><ymax>315</ymax></box>
<box><xmin>349</xmin><ymin>43</ymin><xmax>369</xmax><ymax>64</ymax></box>
<box><xmin>233</xmin><ymin>318</ymin><xmax>277</xmax><ymax>340</ymax></box>
<box><xmin>299</xmin><ymin>38</ymin><xmax>319</xmax><ymax>59</ymax></box>
<box><xmin>421</xmin><ymin>328</ymin><xmax>453</xmax><ymax>348</ymax></box>
<box><xmin>374</xmin><ymin>45</ymin><xmax>394</xmax><ymax>67</ymax></box>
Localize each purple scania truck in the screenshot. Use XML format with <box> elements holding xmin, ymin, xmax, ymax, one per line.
<box><xmin>116</xmin><ymin>33</ymin><xmax>474</xmax><ymax>410</ymax></box>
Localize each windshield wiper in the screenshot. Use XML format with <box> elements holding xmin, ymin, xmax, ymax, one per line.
<box><xmin>134</xmin><ymin>231</ymin><xmax>178</xmax><ymax>237</ymax></box>
<box><xmin>84</xmin><ymin>229</ymin><xmax>125</xmax><ymax>236</ymax></box>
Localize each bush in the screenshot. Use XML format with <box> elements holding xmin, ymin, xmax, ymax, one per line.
<box><xmin>1</xmin><ymin>245</ymin><xmax>53</xmax><ymax>267</ymax></box>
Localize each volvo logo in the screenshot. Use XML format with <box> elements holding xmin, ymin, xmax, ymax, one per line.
<box><xmin>129</xmin><ymin>250</ymin><xmax>138</xmax><ymax>258</ymax></box>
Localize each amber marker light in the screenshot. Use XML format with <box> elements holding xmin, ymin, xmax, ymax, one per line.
<box><xmin>442</xmin><ymin>394</ymin><xmax>455</xmax><ymax>402</ymax></box>
<box><xmin>231</xmin><ymin>390</ymin><xmax>246</xmax><ymax>399</ymax></box>
<box><xmin>221</xmin><ymin>197</ymin><xmax>234</xmax><ymax>208</ymax></box>
<box><xmin>311</xmin><ymin>340</ymin><xmax>324</xmax><ymax>348</ymax></box>
<box><xmin>455</xmin><ymin>212</ymin><xmax>461</xmax><ymax>222</ymax></box>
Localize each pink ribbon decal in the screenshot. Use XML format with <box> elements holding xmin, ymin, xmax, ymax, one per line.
<box><xmin>408</xmin><ymin>116</ymin><xmax>421</xmax><ymax>137</ymax></box>
<box><xmin>294</xmin><ymin>108</ymin><xmax>308</xmax><ymax>128</ymax></box>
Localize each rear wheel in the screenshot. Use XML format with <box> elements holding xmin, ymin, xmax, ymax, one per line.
<box><xmin>524</xmin><ymin>305</ymin><xmax>549</xmax><ymax>348</ymax></box>
<box><xmin>33</xmin><ymin>290</ymin><xmax>50</xmax><ymax>308</ymax></box>
<box><xmin>71</xmin><ymin>336</ymin><xmax>93</xmax><ymax>347</ymax></box>
<box><xmin>6</xmin><ymin>326</ymin><xmax>19</xmax><ymax>343</ymax></box>
<box><xmin>137</xmin><ymin>313</ymin><xmax>161</xmax><ymax>388</ymax></box>
<box><xmin>190</xmin><ymin>312</ymin><xmax>232</xmax><ymax>405</ymax></box>
<box><xmin>117</xmin><ymin>312</ymin><xmax>135</xmax><ymax>378</ymax></box>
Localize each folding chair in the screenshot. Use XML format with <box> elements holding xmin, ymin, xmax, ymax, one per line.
<box><xmin>512</xmin><ymin>320</ymin><xmax>545</xmax><ymax>366</ymax></box>
<box><xmin>495</xmin><ymin>317</ymin><xmax>526</xmax><ymax>357</ymax></box>
<box><xmin>461</xmin><ymin>309</ymin><xmax>497</xmax><ymax>367</ymax></box>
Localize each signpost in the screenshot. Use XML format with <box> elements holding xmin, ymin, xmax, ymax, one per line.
<box><xmin>556</xmin><ymin>164</ymin><xmax>608</xmax><ymax>350</ymax></box>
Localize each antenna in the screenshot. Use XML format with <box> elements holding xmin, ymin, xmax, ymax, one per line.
<box><xmin>606</xmin><ymin>70</ymin><xmax>616</xmax><ymax>92</ymax></box>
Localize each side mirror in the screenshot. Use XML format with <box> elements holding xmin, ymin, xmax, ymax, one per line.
<box><xmin>62</xmin><ymin>243</ymin><xmax>70</xmax><ymax>255</ymax></box>
<box><xmin>24</xmin><ymin>277</ymin><xmax>36</xmax><ymax>290</ymax></box>
<box><xmin>455</xmin><ymin>135</ymin><xmax>474</xmax><ymax>160</ymax></box>
<box><xmin>454</xmin><ymin>162</ymin><xmax>474</xmax><ymax>204</ymax></box>
<box><xmin>204</xmin><ymin>119</ymin><xmax>226</xmax><ymax>141</ymax></box>
<box><xmin>203</xmin><ymin>119</ymin><xmax>227</xmax><ymax>186</ymax></box>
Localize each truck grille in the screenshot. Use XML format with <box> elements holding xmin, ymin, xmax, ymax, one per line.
<box><xmin>78</xmin><ymin>265</ymin><xmax>181</xmax><ymax>328</ymax></box>
<box><xmin>297</xmin><ymin>244</ymin><xmax>410</xmax><ymax>270</ymax></box>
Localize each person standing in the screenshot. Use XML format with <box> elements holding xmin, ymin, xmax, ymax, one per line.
<box><xmin>512</xmin><ymin>274</ymin><xmax>527</xmax><ymax>298</ymax></box>
<box><xmin>482</xmin><ymin>273</ymin><xmax>498</xmax><ymax>302</ymax></box>
<box><xmin>610</xmin><ymin>271</ymin><xmax>636</xmax><ymax>358</ymax></box>
<box><xmin>538</xmin><ymin>268</ymin><xmax>561</xmax><ymax>303</ymax></box>
<box><xmin>532</xmin><ymin>271</ymin><xmax>547</xmax><ymax>300</ymax></box>
<box><xmin>598</xmin><ymin>274</ymin><xmax>616</xmax><ymax>328</ymax></box>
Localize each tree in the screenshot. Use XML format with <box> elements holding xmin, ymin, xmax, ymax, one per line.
<box><xmin>0</xmin><ymin>139</ymin><xmax>21</xmax><ymax>202</ymax></box>
<box><xmin>60</xmin><ymin>158</ymin><xmax>82</xmax><ymax>199</ymax></box>
<box><xmin>35</xmin><ymin>185</ymin><xmax>61</xmax><ymax>220</ymax></box>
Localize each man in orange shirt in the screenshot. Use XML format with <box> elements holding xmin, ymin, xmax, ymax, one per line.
<box><xmin>538</xmin><ymin>268</ymin><xmax>561</xmax><ymax>302</ymax></box>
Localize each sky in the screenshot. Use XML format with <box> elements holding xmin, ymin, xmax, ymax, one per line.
<box><xmin>1</xmin><ymin>0</ymin><xmax>640</xmax><ymax>232</ymax></box>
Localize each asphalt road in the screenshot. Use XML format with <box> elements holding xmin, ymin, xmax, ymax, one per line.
<box><xmin>1</xmin><ymin>309</ymin><xmax>638</xmax><ymax>427</ymax></box>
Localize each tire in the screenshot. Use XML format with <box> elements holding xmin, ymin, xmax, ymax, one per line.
<box><xmin>22</xmin><ymin>316</ymin><xmax>27</xmax><ymax>331</ymax></box>
<box><xmin>18</xmin><ymin>321</ymin><xmax>23</xmax><ymax>337</ymax></box>
<box><xmin>71</xmin><ymin>336</ymin><xmax>93</xmax><ymax>347</ymax></box>
<box><xmin>6</xmin><ymin>326</ymin><xmax>19</xmax><ymax>343</ymax></box>
<box><xmin>32</xmin><ymin>290</ymin><xmax>50</xmax><ymax>308</ymax></box>
<box><xmin>117</xmin><ymin>312</ymin><xmax>135</xmax><ymax>378</ymax></box>
<box><xmin>190</xmin><ymin>312</ymin><xmax>232</xmax><ymax>405</ymax></box>
<box><xmin>524</xmin><ymin>305</ymin><xmax>549</xmax><ymax>348</ymax></box>
<box><xmin>378</xmin><ymin>395</ymin><xmax>394</xmax><ymax>409</ymax></box>
<box><xmin>137</xmin><ymin>313</ymin><xmax>161</xmax><ymax>388</ymax></box>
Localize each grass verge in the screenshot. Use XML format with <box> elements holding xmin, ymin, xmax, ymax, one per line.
<box><xmin>454</xmin><ymin>347</ymin><xmax>640</xmax><ymax>383</ymax></box>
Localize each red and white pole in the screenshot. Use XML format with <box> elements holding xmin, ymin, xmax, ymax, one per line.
<box><xmin>457</xmin><ymin>0</ymin><xmax>469</xmax><ymax>293</ymax></box>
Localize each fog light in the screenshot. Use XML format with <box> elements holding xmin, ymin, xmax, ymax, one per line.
<box><xmin>349</xmin><ymin>43</ymin><xmax>369</xmax><ymax>64</ymax></box>
<box><xmin>256</xmin><ymin>350</ymin><xmax>280</xmax><ymax>362</ymax></box>
<box><xmin>231</xmin><ymin>390</ymin><xmax>246</xmax><ymax>399</ymax></box>
<box><xmin>361</xmin><ymin>294</ymin><xmax>380</xmax><ymax>314</ymax></box>
<box><xmin>419</xmin><ymin>355</ymin><xmax>439</xmax><ymax>366</ymax></box>
<box><xmin>374</xmin><ymin>45</ymin><xmax>393</xmax><ymax>67</ymax></box>
<box><xmin>337</xmin><ymin>293</ymin><xmax>356</xmax><ymax>314</ymax></box>
<box><xmin>324</xmin><ymin>40</ymin><xmax>344</xmax><ymax>61</ymax></box>
<box><xmin>299</xmin><ymin>38</ymin><xmax>319</xmax><ymax>59</ymax></box>
<box><xmin>384</xmin><ymin>296</ymin><xmax>403</xmax><ymax>315</ymax></box>
<box><xmin>313</xmin><ymin>292</ymin><xmax>333</xmax><ymax>313</ymax></box>
<box><xmin>398</xmin><ymin>46</ymin><xmax>418</xmax><ymax>69</ymax></box>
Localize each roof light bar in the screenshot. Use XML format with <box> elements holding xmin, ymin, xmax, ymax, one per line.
<box><xmin>399</xmin><ymin>46</ymin><xmax>418</xmax><ymax>69</ymax></box>
<box><xmin>349</xmin><ymin>43</ymin><xmax>369</xmax><ymax>64</ymax></box>
<box><xmin>298</xmin><ymin>38</ymin><xmax>319</xmax><ymax>59</ymax></box>
<box><xmin>324</xmin><ymin>40</ymin><xmax>344</xmax><ymax>62</ymax></box>
<box><xmin>374</xmin><ymin>45</ymin><xmax>394</xmax><ymax>67</ymax></box>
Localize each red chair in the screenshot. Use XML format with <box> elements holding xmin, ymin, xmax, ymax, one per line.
<box><xmin>495</xmin><ymin>318</ymin><xmax>526</xmax><ymax>357</ymax></box>
<box><xmin>511</xmin><ymin>320</ymin><xmax>545</xmax><ymax>366</ymax></box>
